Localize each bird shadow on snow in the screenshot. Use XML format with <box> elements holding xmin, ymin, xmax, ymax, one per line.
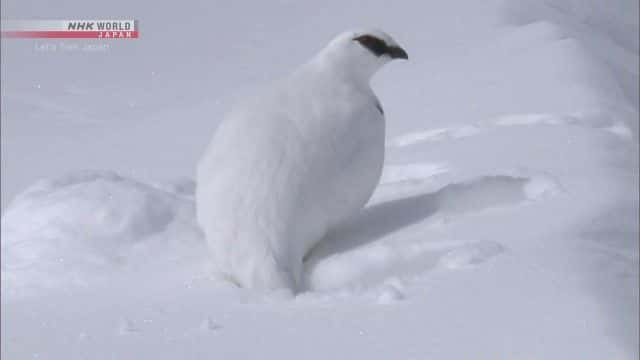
<box><xmin>303</xmin><ymin>175</ymin><xmax>528</xmax><ymax>288</ymax></box>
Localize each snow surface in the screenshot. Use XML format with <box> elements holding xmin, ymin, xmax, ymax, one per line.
<box><xmin>1</xmin><ymin>0</ymin><xmax>638</xmax><ymax>359</ymax></box>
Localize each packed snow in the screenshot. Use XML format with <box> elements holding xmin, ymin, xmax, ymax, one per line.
<box><xmin>1</xmin><ymin>0</ymin><xmax>638</xmax><ymax>359</ymax></box>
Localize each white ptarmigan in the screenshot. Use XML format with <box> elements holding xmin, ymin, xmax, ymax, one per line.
<box><xmin>196</xmin><ymin>29</ymin><xmax>408</xmax><ymax>291</ymax></box>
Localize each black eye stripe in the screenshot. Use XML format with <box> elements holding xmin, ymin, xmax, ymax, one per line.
<box><xmin>353</xmin><ymin>35</ymin><xmax>388</xmax><ymax>57</ymax></box>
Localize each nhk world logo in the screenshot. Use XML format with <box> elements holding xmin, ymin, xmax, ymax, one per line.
<box><xmin>1</xmin><ymin>20</ymin><xmax>139</xmax><ymax>39</ymax></box>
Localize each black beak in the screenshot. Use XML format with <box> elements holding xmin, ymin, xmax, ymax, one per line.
<box><xmin>387</xmin><ymin>46</ymin><xmax>408</xmax><ymax>60</ymax></box>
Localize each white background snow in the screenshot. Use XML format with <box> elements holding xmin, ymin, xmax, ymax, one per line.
<box><xmin>1</xmin><ymin>0</ymin><xmax>638</xmax><ymax>359</ymax></box>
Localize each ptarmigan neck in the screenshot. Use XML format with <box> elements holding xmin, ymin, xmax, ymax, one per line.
<box><xmin>308</xmin><ymin>50</ymin><xmax>377</xmax><ymax>88</ymax></box>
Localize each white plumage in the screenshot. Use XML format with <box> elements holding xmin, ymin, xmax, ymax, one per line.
<box><xmin>196</xmin><ymin>29</ymin><xmax>407</xmax><ymax>291</ymax></box>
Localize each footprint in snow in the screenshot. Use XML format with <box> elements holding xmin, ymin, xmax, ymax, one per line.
<box><xmin>117</xmin><ymin>318</ymin><xmax>140</xmax><ymax>335</ymax></box>
<box><xmin>200</xmin><ymin>317</ymin><xmax>222</xmax><ymax>332</ymax></box>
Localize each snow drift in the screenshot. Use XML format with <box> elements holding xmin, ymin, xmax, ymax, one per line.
<box><xmin>1</xmin><ymin>171</ymin><xmax>204</xmax><ymax>297</ymax></box>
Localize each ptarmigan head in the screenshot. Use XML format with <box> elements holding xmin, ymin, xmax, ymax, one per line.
<box><xmin>315</xmin><ymin>29</ymin><xmax>408</xmax><ymax>82</ymax></box>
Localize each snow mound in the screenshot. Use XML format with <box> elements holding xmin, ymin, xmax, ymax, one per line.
<box><xmin>1</xmin><ymin>171</ymin><xmax>204</xmax><ymax>297</ymax></box>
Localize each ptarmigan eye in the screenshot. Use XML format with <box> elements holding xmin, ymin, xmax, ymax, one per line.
<box><xmin>353</xmin><ymin>35</ymin><xmax>388</xmax><ymax>57</ymax></box>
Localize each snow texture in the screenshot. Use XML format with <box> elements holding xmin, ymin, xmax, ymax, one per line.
<box><xmin>1</xmin><ymin>0</ymin><xmax>638</xmax><ymax>359</ymax></box>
